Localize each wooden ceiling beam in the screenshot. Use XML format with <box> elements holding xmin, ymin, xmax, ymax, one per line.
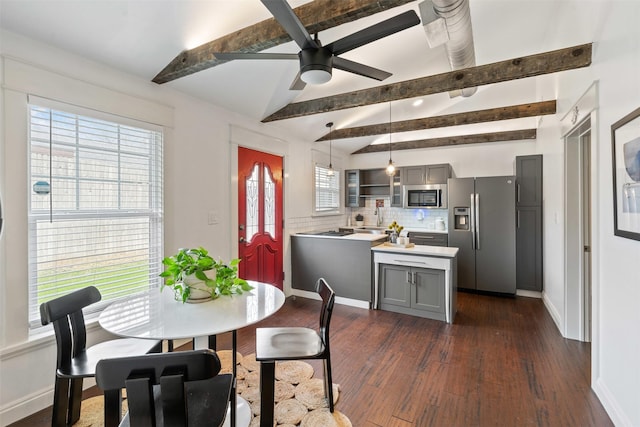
<box><xmin>351</xmin><ymin>129</ymin><xmax>537</xmax><ymax>154</ymax></box>
<box><xmin>263</xmin><ymin>43</ymin><xmax>591</xmax><ymax>122</ymax></box>
<box><xmin>152</xmin><ymin>0</ymin><xmax>415</xmax><ymax>84</ymax></box>
<box><xmin>317</xmin><ymin>100</ymin><xmax>555</xmax><ymax>141</ymax></box>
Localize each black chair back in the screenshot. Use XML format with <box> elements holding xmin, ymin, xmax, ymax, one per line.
<box><xmin>317</xmin><ymin>277</ymin><xmax>336</xmax><ymax>354</ymax></box>
<box><xmin>96</xmin><ymin>349</ymin><xmax>233</xmax><ymax>427</ymax></box>
<box><xmin>40</xmin><ymin>286</ymin><xmax>102</xmax><ymax>371</ymax></box>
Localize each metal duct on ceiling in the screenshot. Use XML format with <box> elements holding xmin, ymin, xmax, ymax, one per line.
<box><xmin>419</xmin><ymin>0</ymin><xmax>477</xmax><ymax>97</ymax></box>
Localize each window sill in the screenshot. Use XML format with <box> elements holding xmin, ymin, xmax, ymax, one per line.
<box><xmin>1</xmin><ymin>316</ymin><xmax>102</xmax><ymax>361</ymax></box>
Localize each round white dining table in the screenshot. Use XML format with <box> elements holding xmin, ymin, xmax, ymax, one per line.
<box><xmin>98</xmin><ymin>281</ymin><xmax>285</xmax><ymax>427</ymax></box>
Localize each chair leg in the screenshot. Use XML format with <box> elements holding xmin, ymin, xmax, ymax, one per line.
<box><xmin>103</xmin><ymin>389</ymin><xmax>123</xmax><ymax>427</ymax></box>
<box><xmin>323</xmin><ymin>357</ymin><xmax>334</xmax><ymax>412</ymax></box>
<box><xmin>259</xmin><ymin>361</ymin><xmax>276</xmax><ymax>427</ymax></box>
<box><xmin>68</xmin><ymin>378</ymin><xmax>83</xmax><ymax>424</ymax></box>
<box><xmin>51</xmin><ymin>376</ymin><xmax>70</xmax><ymax>427</ymax></box>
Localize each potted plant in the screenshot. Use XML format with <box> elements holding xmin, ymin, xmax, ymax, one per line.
<box><xmin>159</xmin><ymin>247</ymin><xmax>252</xmax><ymax>303</ymax></box>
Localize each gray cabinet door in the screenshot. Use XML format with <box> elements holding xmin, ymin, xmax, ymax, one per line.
<box><xmin>516</xmin><ymin>206</ymin><xmax>543</xmax><ymax>291</ymax></box>
<box><xmin>379</xmin><ymin>264</ymin><xmax>411</xmax><ymax>308</ymax></box>
<box><xmin>401</xmin><ymin>166</ymin><xmax>426</xmax><ymax>185</ymax></box>
<box><xmin>390</xmin><ymin>169</ymin><xmax>402</xmax><ymax>207</ymax></box>
<box><xmin>345</xmin><ymin>169</ymin><xmax>364</xmax><ymax>207</ymax></box>
<box><xmin>516</xmin><ymin>155</ymin><xmax>543</xmax><ymax>207</ymax></box>
<box><xmin>425</xmin><ymin>164</ymin><xmax>451</xmax><ymax>184</ymax></box>
<box><xmin>412</xmin><ymin>268</ymin><xmax>445</xmax><ymax>314</ymax></box>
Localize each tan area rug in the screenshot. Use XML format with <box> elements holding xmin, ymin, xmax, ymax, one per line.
<box><xmin>229</xmin><ymin>351</ymin><xmax>351</xmax><ymax>427</ymax></box>
<box><xmin>75</xmin><ymin>351</ymin><xmax>351</xmax><ymax>427</ymax></box>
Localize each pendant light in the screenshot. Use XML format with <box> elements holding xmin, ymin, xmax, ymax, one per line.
<box><xmin>385</xmin><ymin>102</ymin><xmax>396</xmax><ymax>176</ymax></box>
<box><xmin>326</xmin><ymin>122</ymin><xmax>335</xmax><ymax>176</ymax></box>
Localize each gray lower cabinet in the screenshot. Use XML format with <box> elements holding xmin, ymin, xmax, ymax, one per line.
<box><xmin>516</xmin><ymin>206</ymin><xmax>543</xmax><ymax>291</ymax></box>
<box><xmin>379</xmin><ymin>263</ymin><xmax>446</xmax><ymax>321</ymax></box>
<box><xmin>292</xmin><ymin>235</ymin><xmax>381</xmax><ymax>302</ymax></box>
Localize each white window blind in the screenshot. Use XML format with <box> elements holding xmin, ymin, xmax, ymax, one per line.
<box><xmin>314</xmin><ymin>164</ymin><xmax>340</xmax><ymax>213</ymax></box>
<box><xmin>28</xmin><ymin>104</ymin><xmax>164</xmax><ymax>326</ymax></box>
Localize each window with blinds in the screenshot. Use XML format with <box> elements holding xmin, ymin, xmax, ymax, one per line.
<box><xmin>28</xmin><ymin>104</ymin><xmax>163</xmax><ymax>326</ymax></box>
<box><xmin>314</xmin><ymin>164</ymin><xmax>340</xmax><ymax>214</ymax></box>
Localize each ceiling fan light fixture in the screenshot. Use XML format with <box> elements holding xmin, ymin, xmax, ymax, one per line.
<box><xmin>299</xmin><ymin>48</ymin><xmax>333</xmax><ymax>84</ymax></box>
<box><xmin>301</xmin><ymin>68</ymin><xmax>332</xmax><ymax>84</ymax></box>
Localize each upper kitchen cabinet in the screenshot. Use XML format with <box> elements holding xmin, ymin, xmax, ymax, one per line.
<box><xmin>390</xmin><ymin>169</ymin><xmax>402</xmax><ymax>207</ymax></box>
<box><xmin>359</xmin><ymin>168</ymin><xmax>392</xmax><ymax>199</ymax></box>
<box><xmin>401</xmin><ymin>164</ymin><xmax>452</xmax><ymax>185</ymax></box>
<box><xmin>516</xmin><ymin>155</ymin><xmax>543</xmax><ymax>206</ymax></box>
<box><xmin>345</xmin><ymin>169</ymin><xmax>364</xmax><ymax>207</ymax></box>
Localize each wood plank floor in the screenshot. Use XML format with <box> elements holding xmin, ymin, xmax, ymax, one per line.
<box><xmin>10</xmin><ymin>291</ymin><xmax>612</xmax><ymax>426</ymax></box>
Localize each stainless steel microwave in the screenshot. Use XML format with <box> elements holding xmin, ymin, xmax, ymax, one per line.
<box><xmin>403</xmin><ymin>184</ymin><xmax>448</xmax><ymax>209</ymax></box>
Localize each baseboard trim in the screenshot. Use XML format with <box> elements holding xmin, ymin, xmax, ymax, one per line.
<box><xmin>289</xmin><ymin>289</ymin><xmax>370</xmax><ymax>309</ymax></box>
<box><xmin>516</xmin><ymin>289</ymin><xmax>542</xmax><ymax>298</ymax></box>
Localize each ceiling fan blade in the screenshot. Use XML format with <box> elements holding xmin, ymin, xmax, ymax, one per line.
<box><xmin>326</xmin><ymin>10</ymin><xmax>421</xmax><ymax>56</ymax></box>
<box><xmin>288</xmin><ymin>71</ymin><xmax>307</xmax><ymax>91</ymax></box>
<box><xmin>333</xmin><ymin>57</ymin><xmax>392</xmax><ymax>81</ymax></box>
<box><xmin>261</xmin><ymin>0</ymin><xmax>318</xmax><ymax>50</ymax></box>
<box><xmin>213</xmin><ymin>52</ymin><xmax>298</xmax><ymax>60</ymax></box>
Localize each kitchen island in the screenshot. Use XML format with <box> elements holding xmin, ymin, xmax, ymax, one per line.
<box><xmin>372</xmin><ymin>244</ymin><xmax>458</xmax><ymax>323</ymax></box>
<box><xmin>291</xmin><ymin>232</ymin><xmax>387</xmax><ymax>307</ymax></box>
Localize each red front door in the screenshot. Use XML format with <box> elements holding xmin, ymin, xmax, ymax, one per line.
<box><xmin>238</xmin><ymin>147</ymin><xmax>283</xmax><ymax>290</ymax></box>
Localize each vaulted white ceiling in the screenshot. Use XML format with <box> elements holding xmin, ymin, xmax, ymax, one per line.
<box><xmin>0</xmin><ymin>0</ymin><xmax>598</xmax><ymax>153</ymax></box>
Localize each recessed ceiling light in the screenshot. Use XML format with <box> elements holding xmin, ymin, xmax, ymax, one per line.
<box><xmin>412</xmin><ymin>99</ymin><xmax>423</xmax><ymax>107</ymax></box>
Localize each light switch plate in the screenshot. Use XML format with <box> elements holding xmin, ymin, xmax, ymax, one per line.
<box><xmin>208</xmin><ymin>210</ymin><xmax>219</xmax><ymax>225</ymax></box>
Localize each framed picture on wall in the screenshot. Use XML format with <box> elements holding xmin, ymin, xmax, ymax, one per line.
<box><xmin>611</xmin><ymin>106</ymin><xmax>640</xmax><ymax>241</ymax></box>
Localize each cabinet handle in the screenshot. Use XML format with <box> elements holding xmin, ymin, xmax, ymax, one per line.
<box><xmin>517</xmin><ymin>184</ymin><xmax>521</xmax><ymax>203</ymax></box>
<box><xmin>406</xmin><ymin>271</ymin><xmax>413</xmax><ymax>284</ymax></box>
<box><xmin>412</xmin><ymin>272</ymin><xmax>417</xmax><ymax>285</ymax></box>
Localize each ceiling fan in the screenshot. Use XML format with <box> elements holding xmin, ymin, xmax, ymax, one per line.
<box><xmin>213</xmin><ymin>0</ymin><xmax>421</xmax><ymax>90</ymax></box>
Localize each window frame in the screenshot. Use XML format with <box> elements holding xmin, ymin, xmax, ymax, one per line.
<box><xmin>27</xmin><ymin>102</ymin><xmax>164</xmax><ymax>327</ymax></box>
<box><xmin>313</xmin><ymin>162</ymin><xmax>343</xmax><ymax>216</ymax></box>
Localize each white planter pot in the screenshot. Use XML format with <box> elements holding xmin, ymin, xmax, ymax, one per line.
<box><xmin>183</xmin><ymin>270</ymin><xmax>216</xmax><ymax>301</ymax></box>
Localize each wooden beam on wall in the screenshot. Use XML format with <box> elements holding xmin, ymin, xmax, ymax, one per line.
<box><xmin>152</xmin><ymin>0</ymin><xmax>415</xmax><ymax>84</ymax></box>
<box><xmin>351</xmin><ymin>129</ymin><xmax>537</xmax><ymax>154</ymax></box>
<box><xmin>317</xmin><ymin>100</ymin><xmax>556</xmax><ymax>141</ymax></box>
<box><xmin>263</xmin><ymin>43</ymin><xmax>591</xmax><ymax>122</ymax></box>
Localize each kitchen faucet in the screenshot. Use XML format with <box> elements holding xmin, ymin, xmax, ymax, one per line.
<box><xmin>376</xmin><ymin>207</ymin><xmax>383</xmax><ymax>226</ymax></box>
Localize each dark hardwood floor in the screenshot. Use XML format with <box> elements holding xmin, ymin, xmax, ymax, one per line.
<box><xmin>11</xmin><ymin>291</ymin><xmax>612</xmax><ymax>426</ymax></box>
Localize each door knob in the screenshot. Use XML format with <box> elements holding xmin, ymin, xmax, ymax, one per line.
<box><xmin>239</xmin><ymin>237</ymin><xmax>245</xmax><ymax>243</ymax></box>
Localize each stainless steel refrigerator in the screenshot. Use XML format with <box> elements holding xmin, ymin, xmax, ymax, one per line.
<box><xmin>448</xmin><ymin>176</ymin><xmax>516</xmax><ymax>294</ymax></box>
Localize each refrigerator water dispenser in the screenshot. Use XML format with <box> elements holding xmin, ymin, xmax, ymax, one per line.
<box><xmin>454</xmin><ymin>207</ymin><xmax>470</xmax><ymax>230</ymax></box>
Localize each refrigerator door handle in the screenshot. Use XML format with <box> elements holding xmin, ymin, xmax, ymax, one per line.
<box><xmin>475</xmin><ymin>193</ymin><xmax>480</xmax><ymax>250</ymax></box>
<box><xmin>470</xmin><ymin>193</ymin><xmax>476</xmax><ymax>250</ymax></box>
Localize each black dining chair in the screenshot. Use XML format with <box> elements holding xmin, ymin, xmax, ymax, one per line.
<box><xmin>256</xmin><ymin>277</ymin><xmax>336</xmax><ymax>426</ymax></box>
<box><xmin>95</xmin><ymin>349</ymin><xmax>234</xmax><ymax>427</ymax></box>
<box><xmin>40</xmin><ymin>286</ymin><xmax>162</xmax><ymax>427</ymax></box>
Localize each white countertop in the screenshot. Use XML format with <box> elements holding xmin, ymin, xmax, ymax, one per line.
<box><xmin>342</xmin><ymin>226</ymin><xmax>448</xmax><ymax>234</ymax></box>
<box><xmin>371</xmin><ymin>243</ymin><xmax>458</xmax><ymax>258</ymax></box>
